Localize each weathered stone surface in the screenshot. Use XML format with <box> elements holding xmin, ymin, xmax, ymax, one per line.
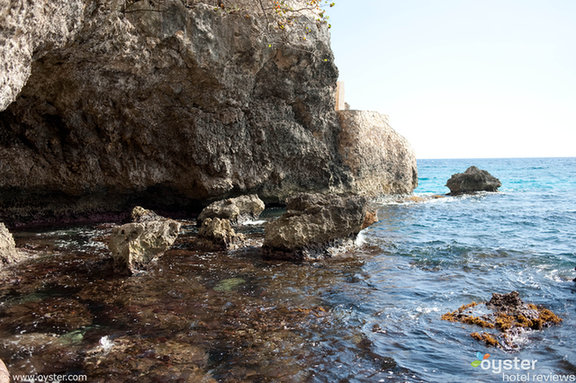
<box><xmin>263</xmin><ymin>193</ymin><xmax>372</xmax><ymax>260</ymax></box>
<box><xmin>131</xmin><ymin>205</ymin><xmax>164</xmax><ymax>223</ymax></box>
<box><xmin>196</xmin><ymin>218</ymin><xmax>245</xmax><ymax>250</ymax></box>
<box><xmin>109</xmin><ymin>218</ymin><xmax>181</xmax><ymax>274</ymax></box>
<box><xmin>197</xmin><ymin>194</ymin><xmax>265</xmax><ymax>225</ymax></box>
<box><xmin>0</xmin><ymin>0</ymin><xmax>418</xmax><ymax>225</ymax></box>
<box><xmin>337</xmin><ymin>110</ymin><xmax>418</xmax><ymax>195</ymax></box>
<box><xmin>442</xmin><ymin>291</ymin><xmax>562</xmax><ymax>350</ymax></box>
<box><xmin>0</xmin><ymin>222</ymin><xmax>22</xmax><ymax>268</ymax></box>
<box><xmin>446</xmin><ymin>166</ymin><xmax>501</xmax><ymax>195</ymax></box>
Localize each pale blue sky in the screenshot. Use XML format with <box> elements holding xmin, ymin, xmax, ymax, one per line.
<box><xmin>328</xmin><ymin>0</ymin><xmax>576</xmax><ymax>159</ymax></box>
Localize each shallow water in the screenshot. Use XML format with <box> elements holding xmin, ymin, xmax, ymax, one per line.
<box><xmin>1</xmin><ymin>157</ymin><xmax>575</xmax><ymax>382</ymax></box>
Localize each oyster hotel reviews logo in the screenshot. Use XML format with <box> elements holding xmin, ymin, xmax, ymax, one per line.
<box><xmin>471</xmin><ymin>352</ymin><xmax>576</xmax><ymax>382</ymax></box>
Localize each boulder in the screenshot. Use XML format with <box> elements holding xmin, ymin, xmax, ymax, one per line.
<box><xmin>263</xmin><ymin>193</ymin><xmax>373</xmax><ymax>260</ymax></box>
<box><xmin>131</xmin><ymin>206</ymin><xmax>164</xmax><ymax>223</ymax></box>
<box><xmin>0</xmin><ymin>222</ymin><xmax>23</xmax><ymax>268</ymax></box>
<box><xmin>197</xmin><ymin>195</ymin><xmax>265</xmax><ymax>225</ymax></box>
<box><xmin>446</xmin><ymin>166</ymin><xmax>501</xmax><ymax>195</ymax></box>
<box><xmin>108</xmin><ymin>208</ymin><xmax>181</xmax><ymax>274</ymax></box>
<box><xmin>196</xmin><ymin>218</ymin><xmax>245</xmax><ymax>251</ymax></box>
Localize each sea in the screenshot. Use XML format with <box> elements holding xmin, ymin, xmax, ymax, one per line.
<box><xmin>357</xmin><ymin>157</ymin><xmax>576</xmax><ymax>382</ymax></box>
<box><xmin>2</xmin><ymin>157</ymin><xmax>575</xmax><ymax>382</ymax></box>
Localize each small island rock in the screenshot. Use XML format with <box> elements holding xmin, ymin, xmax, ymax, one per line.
<box><xmin>446</xmin><ymin>166</ymin><xmax>501</xmax><ymax>195</ymax></box>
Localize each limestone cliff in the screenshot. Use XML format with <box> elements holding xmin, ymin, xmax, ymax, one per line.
<box><xmin>0</xmin><ymin>0</ymin><xmax>417</xmax><ymax>225</ymax></box>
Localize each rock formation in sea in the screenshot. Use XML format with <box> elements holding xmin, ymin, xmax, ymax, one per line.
<box><xmin>197</xmin><ymin>194</ymin><xmax>265</xmax><ymax>225</ymax></box>
<box><xmin>446</xmin><ymin>166</ymin><xmax>501</xmax><ymax>195</ymax></box>
<box><xmin>108</xmin><ymin>207</ymin><xmax>181</xmax><ymax>274</ymax></box>
<box><xmin>263</xmin><ymin>193</ymin><xmax>372</xmax><ymax>260</ymax></box>
<box><xmin>0</xmin><ymin>0</ymin><xmax>417</xmax><ymax>225</ymax></box>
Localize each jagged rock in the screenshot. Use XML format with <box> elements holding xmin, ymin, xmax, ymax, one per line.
<box><xmin>131</xmin><ymin>205</ymin><xmax>164</xmax><ymax>223</ymax></box>
<box><xmin>109</xmin><ymin>209</ymin><xmax>181</xmax><ymax>274</ymax></box>
<box><xmin>0</xmin><ymin>222</ymin><xmax>22</xmax><ymax>268</ymax></box>
<box><xmin>442</xmin><ymin>291</ymin><xmax>562</xmax><ymax>350</ymax></box>
<box><xmin>263</xmin><ymin>193</ymin><xmax>373</xmax><ymax>260</ymax></box>
<box><xmin>196</xmin><ymin>218</ymin><xmax>245</xmax><ymax>251</ymax></box>
<box><xmin>197</xmin><ymin>194</ymin><xmax>265</xmax><ymax>225</ymax></box>
<box><xmin>446</xmin><ymin>166</ymin><xmax>501</xmax><ymax>195</ymax></box>
<box><xmin>0</xmin><ymin>0</ymin><xmax>418</xmax><ymax>225</ymax></box>
<box><xmin>337</xmin><ymin>110</ymin><xmax>418</xmax><ymax>195</ymax></box>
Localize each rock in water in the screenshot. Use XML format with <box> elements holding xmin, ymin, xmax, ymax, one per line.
<box><xmin>0</xmin><ymin>0</ymin><xmax>417</xmax><ymax>225</ymax></box>
<box><xmin>263</xmin><ymin>193</ymin><xmax>373</xmax><ymax>260</ymax></box>
<box><xmin>0</xmin><ymin>222</ymin><xmax>23</xmax><ymax>269</ymax></box>
<box><xmin>197</xmin><ymin>195</ymin><xmax>265</xmax><ymax>225</ymax></box>
<box><xmin>109</xmin><ymin>208</ymin><xmax>181</xmax><ymax>274</ymax></box>
<box><xmin>196</xmin><ymin>218</ymin><xmax>245</xmax><ymax>251</ymax></box>
<box><xmin>446</xmin><ymin>166</ymin><xmax>501</xmax><ymax>195</ymax></box>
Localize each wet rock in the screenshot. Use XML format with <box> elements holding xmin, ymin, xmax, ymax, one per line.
<box><xmin>0</xmin><ymin>297</ymin><xmax>92</xmax><ymax>334</ymax></box>
<box><xmin>0</xmin><ymin>333</ymin><xmax>83</xmax><ymax>376</ymax></box>
<box><xmin>0</xmin><ymin>223</ymin><xmax>23</xmax><ymax>268</ymax></box>
<box><xmin>263</xmin><ymin>193</ymin><xmax>372</xmax><ymax>260</ymax></box>
<box><xmin>109</xmin><ymin>216</ymin><xmax>181</xmax><ymax>274</ymax></box>
<box><xmin>196</xmin><ymin>218</ymin><xmax>245</xmax><ymax>251</ymax></box>
<box><xmin>83</xmin><ymin>335</ymin><xmax>215</xmax><ymax>383</ymax></box>
<box><xmin>446</xmin><ymin>166</ymin><xmax>501</xmax><ymax>195</ymax></box>
<box><xmin>442</xmin><ymin>292</ymin><xmax>562</xmax><ymax>349</ymax></box>
<box><xmin>197</xmin><ymin>195</ymin><xmax>265</xmax><ymax>225</ymax></box>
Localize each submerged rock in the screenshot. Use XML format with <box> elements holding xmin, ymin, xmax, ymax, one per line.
<box><xmin>0</xmin><ymin>223</ymin><xmax>23</xmax><ymax>268</ymax></box>
<box><xmin>197</xmin><ymin>195</ymin><xmax>265</xmax><ymax>225</ymax></box>
<box><xmin>441</xmin><ymin>291</ymin><xmax>562</xmax><ymax>349</ymax></box>
<box><xmin>263</xmin><ymin>193</ymin><xmax>373</xmax><ymax>260</ymax></box>
<box><xmin>446</xmin><ymin>166</ymin><xmax>501</xmax><ymax>195</ymax></box>
<box><xmin>196</xmin><ymin>218</ymin><xmax>245</xmax><ymax>251</ymax></box>
<box><xmin>109</xmin><ymin>208</ymin><xmax>181</xmax><ymax>274</ymax></box>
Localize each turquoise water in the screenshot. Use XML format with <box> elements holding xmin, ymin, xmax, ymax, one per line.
<box><xmin>353</xmin><ymin>157</ymin><xmax>576</xmax><ymax>382</ymax></box>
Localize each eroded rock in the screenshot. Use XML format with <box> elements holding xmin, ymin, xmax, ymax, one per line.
<box><xmin>446</xmin><ymin>166</ymin><xmax>501</xmax><ymax>195</ymax></box>
<box><xmin>197</xmin><ymin>195</ymin><xmax>265</xmax><ymax>225</ymax></box>
<box><xmin>0</xmin><ymin>0</ymin><xmax>418</xmax><ymax>225</ymax></box>
<box><xmin>196</xmin><ymin>218</ymin><xmax>245</xmax><ymax>251</ymax></box>
<box><xmin>441</xmin><ymin>291</ymin><xmax>562</xmax><ymax>349</ymax></box>
<box><xmin>0</xmin><ymin>223</ymin><xmax>23</xmax><ymax>268</ymax></box>
<box><xmin>263</xmin><ymin>193</ymin><xmax>373</xmax><ymax>260</ymax></box>
<box><xmin>109</xmin><ymin>208</ymin><xmax>181</xmax><ymax>274</ymax></box>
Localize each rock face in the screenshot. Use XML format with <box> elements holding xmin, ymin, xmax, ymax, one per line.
<box><xmin>197</xmin><ymin>194</ymin><xmax>265</xmax><ymax>225</ymax></box>
<box><xmin>337</xmin><ymin>110</ymin><xmax>418</xmax><ymax>195</ymax></box>
<box><xmin>0</xmin><ymin>222</ymin><xmax>22</xmax><ymax>268</ymax></box>
<box><xmin>0</xmin><ymin>0</ymin><xmax>418</xmax><ymax>225</ymax></box>
<box><xmin>446</xmin><ymin>166</ymin><xmax>501</xmax><ymax>195</ymax></box>
<box><xmin>263</xmin><ymin>193</ymin><xmax>371</xmax><ymax>260</ymax></box>
<box><xmin>108</xmin><ymin>207</ymin><xmax>181</xmax><ymax>274</ymax></box>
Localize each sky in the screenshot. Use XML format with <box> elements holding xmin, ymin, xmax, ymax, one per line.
<box><xmin>327</xmin><ymin>0</ymin><xmax>576</xmax><ymax>159</ymax></box>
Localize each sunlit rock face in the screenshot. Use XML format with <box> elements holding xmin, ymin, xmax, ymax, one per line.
<box><xmin>0</xmin><ymin>0</ymin><xmax>417</xmax><ymax>224</ymax></box>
